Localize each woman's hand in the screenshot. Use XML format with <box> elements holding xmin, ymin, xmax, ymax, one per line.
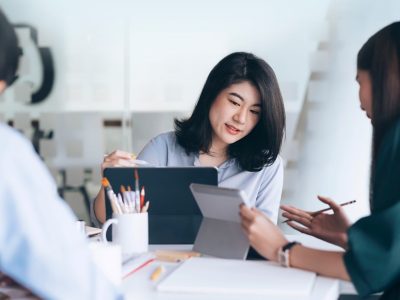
<box><xmin>280</xmin><ymin>196</ymin><xmax>351</xmax><ymax>249</ymax></box>
<box><xmin>240</xmin><ymin>204</ymin><xmax>287</xmax><ymax>261</ymax></box>
<box><xmin>101</xmin><ymin>150</ymin><xmax>136</xmax><ymax>174</ymax></box>
<box><xmin>94</xmin><ymin>150</ymin><xmax>136</xmax><ymax>224</ymax></box>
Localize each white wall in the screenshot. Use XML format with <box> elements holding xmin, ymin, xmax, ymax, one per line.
<box><xmin>0</xmin><ymin>0</ymin><xmax>330</xmax><ymax>114</ymax></box>
<box><xmin>281</xmin><ymin>0</ymin><xmax>400</xmax><ymax>229</ymax></box>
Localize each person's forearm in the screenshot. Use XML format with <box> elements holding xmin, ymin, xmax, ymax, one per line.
<box><xmin>94</xmin><ymin>187</ymin><xmax>106</xmax><ymax>224</ymax></box>
<box><xmin>290</xmin><ymin>245</ymin><xmax>350</xmax><ymax>281</ymax></box>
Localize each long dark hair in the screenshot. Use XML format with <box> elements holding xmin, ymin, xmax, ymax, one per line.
<box><xmin>0</xmin><ymin>9</ymin><xmax>19</xmax><ymax>86</ymax></box>
<box><xmin>357</xmin><ymin>22</ymin><xmax>400</xmax><ymax>210</ymax></box>
<box><xmin>174</xmin><ymin>52</ymin><xmax>286</xmax><ymax>172</ymax></box>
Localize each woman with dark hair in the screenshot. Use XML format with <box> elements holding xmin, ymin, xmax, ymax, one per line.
<box><xmin>240</xmin><ymin>22</ymin><xmax>400</xmax><ymax>299</ymax></box>
<box><xmin>93</xmin><ymin>52</ymin><xmax>286</xmax><ymax>225</ymax></box>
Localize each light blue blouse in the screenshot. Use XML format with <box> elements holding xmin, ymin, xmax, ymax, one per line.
<box><xmin>137</xmin><ymin>132</ymin><xmax>283</xmax><ymax>223</ymax></box>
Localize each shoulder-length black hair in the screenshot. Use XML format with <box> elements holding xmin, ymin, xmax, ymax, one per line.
<box><xmin>175</xmin><ymin>52</ymin><xmax>286</xmax><ymax>172</ymax></box>
<box><xmin>0</xmin><ymin>9</ymin><xmax>19</xmax><ymax>87</ymax></box>
<box><xmin>357</xmin><ymin>22</ymin><xmax>400</xmax><ymax>210</ymax></box>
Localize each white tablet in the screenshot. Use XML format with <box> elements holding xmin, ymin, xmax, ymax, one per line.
<box><xmin>189</xmin><ymin>183</ymin><xmax>249</xmax><ymax>222</ymax></box>
<box><xmin>189</xmin><ymin>183</ymin><xmax>250</xmax><ymax>259</ymax></box>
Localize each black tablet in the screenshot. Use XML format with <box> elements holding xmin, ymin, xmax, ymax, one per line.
<box><xmin>103</xmin><ymin>167</ymin><xmax>218</xmax><ymax>244</ymax></box>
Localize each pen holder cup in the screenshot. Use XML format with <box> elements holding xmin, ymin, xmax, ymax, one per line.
<box><xmin>102</xmin><ymin>213</ymin><xmax>148</xmax><ymax>257</ymax></box>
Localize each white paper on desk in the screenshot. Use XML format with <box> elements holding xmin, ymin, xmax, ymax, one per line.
<box><xmin>157</xmin><ymin>257</ymin><xmax>316</xmax><ymax>296</ymax></box>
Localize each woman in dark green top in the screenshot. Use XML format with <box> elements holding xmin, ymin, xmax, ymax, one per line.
<box><xmin>240</xmin><ymin>22</ymin><xmax>400</xmax><ymax>299</ymax></box>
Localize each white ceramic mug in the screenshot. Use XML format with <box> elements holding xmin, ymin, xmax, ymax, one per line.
<box><xmin>102</xmin><ymin>213</ymin><xmax>148</xmax><ymax>258</ymax></box>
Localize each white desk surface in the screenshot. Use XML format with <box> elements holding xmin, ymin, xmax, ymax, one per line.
<box><xmin>122</xmin><ymin>235</ymin><xmax>344</xmax><ymax>300</ymax></box>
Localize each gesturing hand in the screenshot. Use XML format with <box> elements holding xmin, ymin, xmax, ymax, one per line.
<box><xmin>280</xmin><ymin>196</ymin><xmax>351</xmax><ymax>249</ymax></box>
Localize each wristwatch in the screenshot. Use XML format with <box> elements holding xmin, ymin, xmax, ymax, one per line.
<box><xmin>278</xmin><ymin>241</ymin><xmax>300</xmax><ymax>268</ymax></box>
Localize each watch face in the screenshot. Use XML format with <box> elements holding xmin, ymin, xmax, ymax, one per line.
<box><xmin>278</xmin><ymin>248</ymin><xmax>290</xmax><ymax>268</ymax></box>
<box><xmin>279</xmin><ymin>241</ymin><xmax>300</xmax><ymax>267</ymax></box>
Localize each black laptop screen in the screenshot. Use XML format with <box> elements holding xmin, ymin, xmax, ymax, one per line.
<box><xmin>103</xmin><ymin>167</ymin><xmax>218</xmax><ymax>244</ymax></box>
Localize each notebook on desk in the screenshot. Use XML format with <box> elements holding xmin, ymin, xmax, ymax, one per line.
<box><xmin>103</xmin><ymin>167</ymin><xmax>218</xmax><ymax>244</ymax></box>
<box><xmin>157</xmin><ymin>257</ymin><xmax>316</xmax><ymax>296</ymax></box>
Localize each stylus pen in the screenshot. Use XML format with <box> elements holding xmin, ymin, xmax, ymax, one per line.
<box><xmin>282</xmin><ymin>200</ymin><xmax>356</xmax><ymax>223</ymax></box>
<box><xmin>103</xmin><ymin>153</ymin><xmax>136</xmax><ymax>159</ymax></box>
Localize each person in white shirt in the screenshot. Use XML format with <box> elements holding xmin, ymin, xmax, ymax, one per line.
<box><xmin>0</xmin><ymin>9</ymin><xmax>121</xmax><ymax>299</ymax></box>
